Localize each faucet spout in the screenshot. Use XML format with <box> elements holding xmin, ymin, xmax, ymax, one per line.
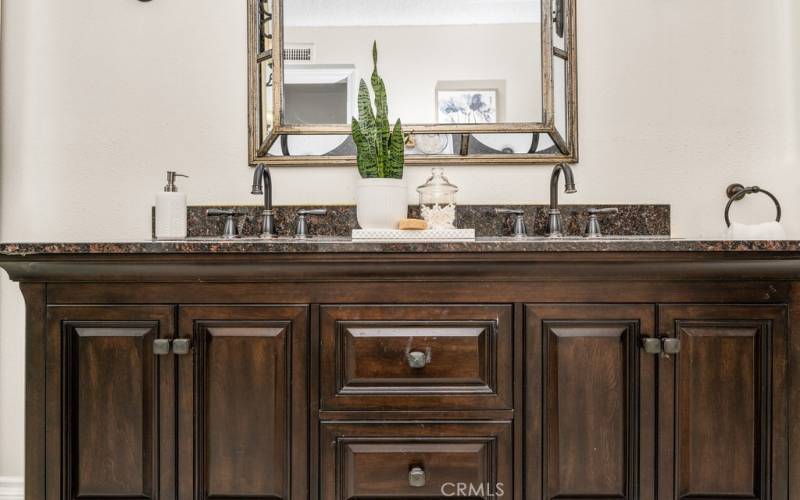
<box><xmin>547</xmin><ymin>163</ymin><xmax>577</xmax><ymax>237</ymax></box>
<box><xmin>251</xmin><ymin>164</ymin><xmax>277</xmax><ymax>237</ymax></box>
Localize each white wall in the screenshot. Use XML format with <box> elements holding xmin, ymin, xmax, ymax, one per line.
<box><xmin>286</xmin><ymin>24</ymin><xmax>542</xmax><ymax>123</ymax></box>
<box><xmin>0</xmin><ymin>0</ymin><xmax>798</xmax><ymax>479</ymax></box>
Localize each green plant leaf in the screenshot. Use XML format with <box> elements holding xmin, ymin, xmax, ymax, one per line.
<box><xmin>352</xmin><ymin>118</ymin><xmax>377</xmax><ymax>178</ymax></box>
<box><xmin>349</xmin><ymin>42</ymin><xmax>403</xmax><ymax>179</ymax></box>
<box><xmin>356</xmin><ymin>79</ymin><xmax>375</xmax><ymax>132</ymax></box>
<box><xmin>387</xmin><ymin>119</ymin><xmax>405</xmax><ymax>179</ymax></box>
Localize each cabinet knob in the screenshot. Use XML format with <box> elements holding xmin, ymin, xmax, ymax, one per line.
<box><xmin>406</xmin><ymin>349</ymin><xmax>431</xmax><ymax>369</ymax></box>
<box><xmin>641</xmin><ymin>337</ymin><xmax>662</xmax><ymax>355</ymax></box>
<box><xmin>172</xmin><ymin>339</ymin><xmax>192</xmax><ymax>355</ymax></box>
<box><xmin>408</xmin><ymin>466</ymin><xmax>426</xmax><ymax>487</ymax></box>
<box><xmin>662</xmin><ymin>338</ymin><xmax>681</xmax><ymax>355</ymax></box>
<box><xmin>153</xmin><ymin>339</ymin><xmax>171</xmax><ymax>355</ymax></box>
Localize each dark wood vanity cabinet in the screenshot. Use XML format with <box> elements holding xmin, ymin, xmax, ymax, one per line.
<box><xmin>176</xmin><ymin>306</ymin><xmax>309</xmax><ymax>500</ymax></box>
<box><xmin>9</xmin><ymin>252</ymin><xmax>800</xmax><ymax>500</ymax></box>
<box><xmin>526</xmin><ymin>304</ymin><xmax>788</xmax><ymax>500</ymax></box>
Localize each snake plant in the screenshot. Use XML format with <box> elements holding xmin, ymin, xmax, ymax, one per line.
<box><xmin>351</xmin><ymin>42</ymin><xmax>404</xmax><ymax>179</ymax></box>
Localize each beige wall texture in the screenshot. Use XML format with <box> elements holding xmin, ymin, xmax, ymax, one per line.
<box><xmin>1</xmin><ymin>0</ymin><xmax>799</xmax><ymax>479</ymax></box>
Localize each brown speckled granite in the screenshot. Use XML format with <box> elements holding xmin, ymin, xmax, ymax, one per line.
<box><xmin>160</xmin><ymin>204</ymin><xmax>670</xmax><ymax>239</ymax></box>
<box><xmin>2</xmin><ymin>238</ymin><xmax>800</xmax><ymax>255</ymax></box>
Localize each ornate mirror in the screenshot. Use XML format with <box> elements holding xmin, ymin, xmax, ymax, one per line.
<box><xmin>248</xmin><ymin>0</ymin><xmax>577</xmax><ymax>165</ymax></box>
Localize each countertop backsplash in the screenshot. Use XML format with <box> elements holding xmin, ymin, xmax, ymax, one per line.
<box><xmin>152</xmin><ymin>204</ymin><xmax>671</xmax><ymax>239</ymax></box>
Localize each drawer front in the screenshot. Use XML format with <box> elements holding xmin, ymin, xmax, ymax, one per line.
<box><xmin>320</xmin><ymin>305</ymin><xmax>513</xmax><ymax>410</ymax></box>
<box><xmin>320</xmin><ymin>422</ymin><xmax>512</xmax><ymax>499</ymax></box>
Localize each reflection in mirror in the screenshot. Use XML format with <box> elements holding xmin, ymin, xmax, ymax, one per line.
<box><xmin>267</xmin><ymin>133</ymin><xmax>560</xmax><ymax>157</ymax></box>
<box><xmin>259</xmin><ymin>60</ymin><xmax>275</xmax><ymax>143</ymax></box>
<box><xmin>256</xmin><ymin>0</ymin><xmax>275</xmax><ymax>145</ymax></box>
<box><xmin>268</xmin><ymin>135</ymin><xmax>353</xmax><ymax>157</ymax></box>
<box><xmin>553</xmin><ymin>55</ymin><xmax>566</xmax><ymax>140</ymax></box>
<box><xmin>552</xmin><ymin>0</ymin><xmax>566</xmax><ymax>50</ymax></box>
<box><xmin>282</xmin><ymin>0</ymin><xmax>543</xmax><ymax>126</ymax></box>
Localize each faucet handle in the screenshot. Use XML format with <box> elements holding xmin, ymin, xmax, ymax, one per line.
<box><xmin>206</xmin><ymin>209</ymin><xmax>242</xmax><ymax>239</ymax></box>
<box><xmin>295</xmin><ymin>208</ymin><xmax>328</xmax><ymax>239</ymax></box>
<box><xmin>584</xmin><ymin>207</ymin><xmax>618</xmax><ymax>238</ymax></box>
<box><xmin>587</xmin><ymin>208</ymin><xmax>619</xmax><ymax>216</ymax></box>
<box><xmin>494</xmin><ymin>208</ymin><xmax>527</xmax><ymax>238</ymax></box>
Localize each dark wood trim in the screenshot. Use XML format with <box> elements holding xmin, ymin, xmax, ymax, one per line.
<box><xmin>20</xmin><ymin>283</ymin><xmax>46</xmax><ymax>500</ymax></box>
<box><xmin>46</xmin><ymin>281</ymin><xmax>788</xmax><ymax>306</ymax></box>
<box><xmin>789</xmin><ymin>284</ymin><xmax>800</xmax><ymax>500</ymax></box>
<box><xmin>4</xmin><ymin>253</ymin><xmax>800</xmax><ymax>283</ymax></box>
<box><xmin>513</xmin><ymin>303</ymin><xmax>524</xmax><ymax>500</ymax></box>
<box><xmin>309</xmin><ymin>304</ymin><xmax>320</xmax><ymax>500</ymax></box>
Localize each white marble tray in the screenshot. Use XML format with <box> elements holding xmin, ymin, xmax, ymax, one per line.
<box><xmin>352</xmin><ymin>228</ymin><xmax>476</xmax><ymax>241</ymax></box>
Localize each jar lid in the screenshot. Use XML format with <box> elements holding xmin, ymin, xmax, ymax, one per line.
<box><xmin>416</xmin><ymin>167</ymin><xmax>458</xmax><ymax>196</ymax></box>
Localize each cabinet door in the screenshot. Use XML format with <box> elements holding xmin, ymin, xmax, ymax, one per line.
<box><xmin>526</xmin><ymin>305</ymin><xmax>657</xmax><ymax>500</ymax></box>
<box><xmin>46</xmin><ymin>306</ymin><xmax>176</xmax><ymax>500</ymax></box>
<box><xmin>177</xmin><ymin>306</ymin><xmax>308</xmax><ymax>500</ymax></box>
<box><xmin>658</xmin><ymin>305</ymin><xmax>787</xmax><ymax>500</ymax></box>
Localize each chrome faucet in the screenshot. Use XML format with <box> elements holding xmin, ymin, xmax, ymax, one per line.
<box><xmin>547</xmin><ymin>163</ymin><xmax>577</xmax><ymax>237</ymax></box>
<box><xmin>251</xmin><ymin>163</ymin><xmax>277</xmax><ymax>238</ymax></box>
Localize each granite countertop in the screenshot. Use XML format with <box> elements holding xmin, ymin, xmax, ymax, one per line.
<box><xmin>1</xmin><ymin>237</ymin><xmax>799</xmax><ymax>255</ymax></box>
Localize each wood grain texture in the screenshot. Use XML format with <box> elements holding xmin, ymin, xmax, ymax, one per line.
<box><xmin>177</xmin><ymin>305</ymin><xmax>308</xmax><ymax>500</ymax></box>
<box><xmin>526</xmin><ymin>304</ymin><xmax>655</xmax><ymax>500</ymax></box>
<box><xmin>790</xmin><ymin>284</ymin><xmax>800</xmax><ymax>500</ymax></box>
<box><xmin>20</xmin><ymin>283</ymin><xmax>46</xmax><ymax>500</ymax></box>
<box><xmin>46</xmin><ymin>306</ymin><xmax>175</xmax><ymax>500</ymax></box>
<box><xmin>658</xmin><ymin>305</ymin><xmax>787</xmax><ymax>500</ymax></box>
<box><xmin>47</xmin><ymin>280</ymin><xmax>788</xmax><ymax>306</ymax></box>
<box><xmin>320</xmin><ymin>305</ymin><xmax>512</xmax><ymax>411</ymax></box>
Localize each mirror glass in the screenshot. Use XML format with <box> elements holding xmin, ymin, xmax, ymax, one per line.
<box><xmin>282</xmin><ymin>0</ymin><xmax>543</xmax><ymax>127</ymax></box>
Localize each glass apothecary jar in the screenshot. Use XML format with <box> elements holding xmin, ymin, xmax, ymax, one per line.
<box><xmin>416</xmin><ymin>167</ymin><xmax>458</xmax><ymax>229</ymax></box>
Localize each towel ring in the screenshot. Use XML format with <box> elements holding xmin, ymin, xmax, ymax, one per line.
<box><xmin>724</xmin><ymin>183</ymin><xmax>782</xmax><ymax>227</ymax></box>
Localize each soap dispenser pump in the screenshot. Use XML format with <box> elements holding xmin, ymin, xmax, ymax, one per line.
<box><xmin>155</xmin><ymin>171</ymin><xmax>189</xmax><ymax>239</ymax></box>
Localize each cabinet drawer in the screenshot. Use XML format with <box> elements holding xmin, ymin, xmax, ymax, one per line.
<box><xmin>320</xmin><ymin>422</ymin><xmax>512</xmax><ymax>500</ymax></box>
<box><xmin>320</xmin><ymin>305</ymin><xmax>513</xmax><ymax>410</ymax></box>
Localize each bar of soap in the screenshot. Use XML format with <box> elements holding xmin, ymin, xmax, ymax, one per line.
<box><xmin>399</xmin><ymin>218</ymin><xmax>428</xmax><ymax>230</ymax></box>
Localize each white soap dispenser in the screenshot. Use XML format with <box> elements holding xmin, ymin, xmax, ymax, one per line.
<box><xmin>155</xmin><ymin>171</ymin><xmax>189</xmax><ymax>239</ymax></box>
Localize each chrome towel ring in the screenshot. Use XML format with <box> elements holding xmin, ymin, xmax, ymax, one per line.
<box><xmin>724</xmin><ymin>183</ymin><xmax>782</xmax><ymax>227</ymax></box>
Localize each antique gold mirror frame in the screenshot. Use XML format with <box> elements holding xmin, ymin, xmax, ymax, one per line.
<box><xmin>247</xmin><ymin>0</ymin><xmax>577</xmax><ymax>166</ymax></box>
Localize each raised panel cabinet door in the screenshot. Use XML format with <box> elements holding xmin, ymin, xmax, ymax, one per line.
<box><xmin>45</xmin><ymin>306</ymin><xmax>176</xmax><ymax>500</ymax></box>
<box><xmin>658</xmin><ymin>305</ymin><xmax>788</xmax><ymax>500</ymax></box>
<box><xmin>177</xmin><ymin>306</ymin><xmax>309</xmax><ymax>500</ymax></box>
<box><xmin>320</xmin><ymin>421</ymin><xmax>513</xmax><ymax>500</ymax></box>
<box><xmin>525</xmin><ymin>304</ymin><xmax>657</xmax><ymax>500</ymax></box>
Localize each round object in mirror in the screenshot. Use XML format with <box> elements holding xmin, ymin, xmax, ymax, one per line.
<box><xmin>414</xmin><ymin>134</ymin><xmax>449</xmax><ymax>155</ymax></box>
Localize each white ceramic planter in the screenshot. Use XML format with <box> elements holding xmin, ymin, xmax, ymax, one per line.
<box><xmin>356</xmin><ymin>178</ymin><xmax>408</xmax><ymax>229</ymax></box>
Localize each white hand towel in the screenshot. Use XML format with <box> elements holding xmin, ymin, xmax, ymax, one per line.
<box><xmin>725</xmin><ymin>221</ymin><xmax>786</xmax><ymax>240</ymax></box>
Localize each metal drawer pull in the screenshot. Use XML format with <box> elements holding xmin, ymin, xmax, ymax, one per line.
<box><xmin>641</xmin><ymin>337</ymin><xmax>661</xmax><ymax>355</ymax></box>
<box><xmin>153</xmin><ymin>339</ymin><xmax>171</xmax><ymax>355</ymax></box>
<box><xmin>406</xmin><ymin>348</ymin><xmax>431</xmax><ymax>369</ymax></box>
<box><xmin>408</xmin><ymin>466</ymin><xmax>426</xmax><ymax>487</ymax></box>
<box><xmin>662</xmin><ymin>338</ymin><xmax>681</xmax><ymax>355</ymax></box>
<box><xmin>172</xmin><ymin>339</ymin><xmax>192</xmax><ymax>355</ymax></box>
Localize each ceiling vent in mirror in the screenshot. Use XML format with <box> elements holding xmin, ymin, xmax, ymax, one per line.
<box><xmin>284</xmin><ymin>44</ymin><xmax>315</xmax><ymax>64</ymax></box>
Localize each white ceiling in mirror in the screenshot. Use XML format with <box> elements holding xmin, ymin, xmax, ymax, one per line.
<box><xmin>284</xmin><ymin>0</ymin><xmax>541</xmax><ymax>27</ymax></box>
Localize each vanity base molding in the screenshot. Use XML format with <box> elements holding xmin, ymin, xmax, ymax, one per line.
<box><xmin>4</xmin><ymin>251</ymin><xmax>800</xmax><ymax>500</ymax></box>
